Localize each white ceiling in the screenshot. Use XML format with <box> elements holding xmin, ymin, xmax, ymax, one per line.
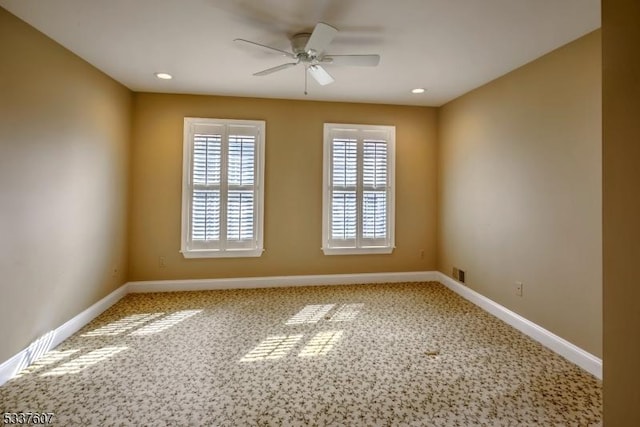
<box><xmin>1</xmin><ymin>0</ymin><xmax>600</xmax><ymax>106</ymax></box>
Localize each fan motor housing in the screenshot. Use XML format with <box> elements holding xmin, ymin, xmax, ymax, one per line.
<box><xmin>291</xmin><ymin>33</ymin><xmax>312</xmax><ymax>56</ymax></box>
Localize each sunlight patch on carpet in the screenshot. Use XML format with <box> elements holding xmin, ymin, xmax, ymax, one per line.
<box><xmin>14</xmin><ymin>349</ymin><xmax>80</xmax><ymax>378</ymax></box>
<box><xmin>241</xmin><ymin>335</ymin><xmax>304</xmax><ymax>362</ymax></box>
<box><xmin>329</xmin><ymin>303</ymin><xmax>364</xmax><ymax>322</ymax></box>
<box><xmin>41</xmin><ymin>347</ymin><xmax>127</xmax><ymax>377</ymax></box>
<box><xmin>129</xmin><ymin>310</ymin><xmax>202</xmax><ymax>336</ymax></box>
<box><xmin>286</xmin><ymin>304</ymin><xmax>335</xmax><ymax>325</ymax></box>
<box><xmin>298</xmin><ymin>330</ymin><xmax>343</xmax><ymax>357</ymax></box>
<box><xmin>82</xmin><ymin>313</ymin><xmax>165</xmax><ymax>337</ymax></box>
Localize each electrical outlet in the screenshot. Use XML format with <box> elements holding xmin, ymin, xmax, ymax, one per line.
<box><xmin>515</xmin><ymin>281</ymin><xmax>523</xmax><ymax>296</ymax></box>
<box><xmin>458</xmin><ymin>269</ymin><xmax>465</xmax><ymax>283</ymax></box>
<box><xmin>159</xmin><ymin>256</ymin><xmax>166</xmax><ymax>268</ymax></box>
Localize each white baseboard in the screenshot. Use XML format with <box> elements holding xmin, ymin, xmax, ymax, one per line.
<box><xmin>128</xmin><ymin>271</ymin><xmax>438</xmax><ymax>293</ymax></box>
<box><xmin>434</xmin><ymin>272</ymin><xmax>602</xmax><ymax>379</ymax></box>
<box><xmin>1</xmin><ymin>270</ymin><xmax>601</xmax><ymax>386</ymax></box>
<box><xmin>0</xmin><ymin>349</ymin><xmax>30</xmax><ymax>387</ymax></box>
<box><xmin>0</xmin><ymin>284</ymin><xmax>129</xmax><ymax>387</ymax></box>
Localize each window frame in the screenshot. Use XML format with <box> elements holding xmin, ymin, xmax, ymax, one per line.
<box><xmin>322</xmin><ymin>123</ymin><xmax>396</xmax><ymax>255</ymax></box>
<box><xmin>181</xmin><ymin>117</ymin><xmax>265</xmax><ymax>258</ymax></box>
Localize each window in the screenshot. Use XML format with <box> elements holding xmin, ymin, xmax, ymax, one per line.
<box><xmin>181</xmin><ymin>118</ymin><xmax>265</xmax><ymax>258</ymax></box>
<box><xmin>322</xmin><ymin>123</ymin><xmax>395</xmax><ymax>255</ymax></box>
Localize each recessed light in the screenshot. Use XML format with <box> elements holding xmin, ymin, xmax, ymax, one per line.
<box><xmin>411</xmin><ymin>88</ymin><xmax>425</xmax><ymax>94</ymax></box>
<box><xmin>155</xmin><ymin>72</ymin><xmax>173</xmax><ymax>80</ymax></box>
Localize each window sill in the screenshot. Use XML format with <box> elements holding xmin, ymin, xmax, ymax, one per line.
<box><xmin>181</xmin><ymin>248</ymin><xmax>264</xmax><ymax>259</ymax></box>
<box><xmin>322</xmin><ymin>246</ymin><xmax>394</xmax><ymax>256</ymax></box>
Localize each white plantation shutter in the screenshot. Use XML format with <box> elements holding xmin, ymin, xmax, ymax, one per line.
<box><xmin>226</xmin><ymin>131</ymin><xmax>256</xmax><ymax>249</ymax></box>
<box><xmin>323</xmin><ymin>124</ymin><xmax>395</xmax><ymax>255</ymax></box>
<box><xmin>362</xmin><ymin>139</ymin><xmax>388</xmax><ymax>244</ymax></box>
<box><xmin>192</xmin><ymin>132</ymin><xmax>222</xmax><ymax>244</ymax></box>
<box><xmin>182</xmin><ymin>118</ymin><xmax>265</xmax><ymax>258</ymax></box>
<box><xmin>331</xmin><ymin>138</ymin><xmax>357</xmax><ymax>244</ymax></box>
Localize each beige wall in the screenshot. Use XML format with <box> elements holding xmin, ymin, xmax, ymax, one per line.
<box><xmin>602</xmin><ymin>0</ymin><xmax>640</xmax><ymax>424</ymax></box>
<box><xmin>437</xmin><ymin>31</ymin><xmax>602</xmax><ymax>356</ymax></box>
<box><xmin>129</xmin><ymin>94</ymin><xmax>437</xmax><ymax>280</ymax></box>
<box><xmin>0</xmin><ymin>9</ymin><xmax>132</xmax><ymax>363</ymax></box>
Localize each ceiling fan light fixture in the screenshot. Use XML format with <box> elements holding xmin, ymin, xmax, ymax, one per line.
<box><xmin>411</xmin><ymin>88</ymin><xmax>426</xmax><ymax>94</ymax></box>
<box><xmin>308</xmin><ymin>64</ymin><xmax>335</xmax><ymax>86</ymax></box>
<box><xmin>155</xmin><ymin>72</ymin><xmax>173</xmax><ymax>80</ymax></box>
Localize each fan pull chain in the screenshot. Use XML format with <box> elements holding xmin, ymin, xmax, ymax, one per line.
<box><xmin>304</xmin><ymin>65</ymin><xmax>308</xmax><ymax>95</ymax></box>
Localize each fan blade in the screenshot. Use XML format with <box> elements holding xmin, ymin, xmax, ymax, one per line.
<box><xmin>322</xmin><ymin>54</ymin><xmax>380</xmax><ymax>67</ymax></box>
<box><xmin>304</xmin><ymin>22</ymin><xmax>338</xmax><ymax>55</ymax></box>
<box><xmin>253</xmin><ymin>62</ymin><xmax>298</xmax><ymax>76</ymax></box>
<box><xmin>308</xmin><ymin>65</ymin><xmax>335</xmax><ymax>86</ymax></box>
<box><xmin>234</xmin><ymin>38</ymin><xmax>296</xmax><ymax>59</ymax></box>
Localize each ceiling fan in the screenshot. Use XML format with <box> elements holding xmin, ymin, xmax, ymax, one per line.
<box><xmin>234</xmin><ymin>22</ymin><xmax>380</xmax><ymax>94</ymax></box>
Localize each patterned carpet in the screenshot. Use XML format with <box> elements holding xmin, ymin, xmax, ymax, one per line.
<box><xmin>0</xmin><ymin>282</ymin><xmax>601</xmax><ymax>426</ymax></box>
